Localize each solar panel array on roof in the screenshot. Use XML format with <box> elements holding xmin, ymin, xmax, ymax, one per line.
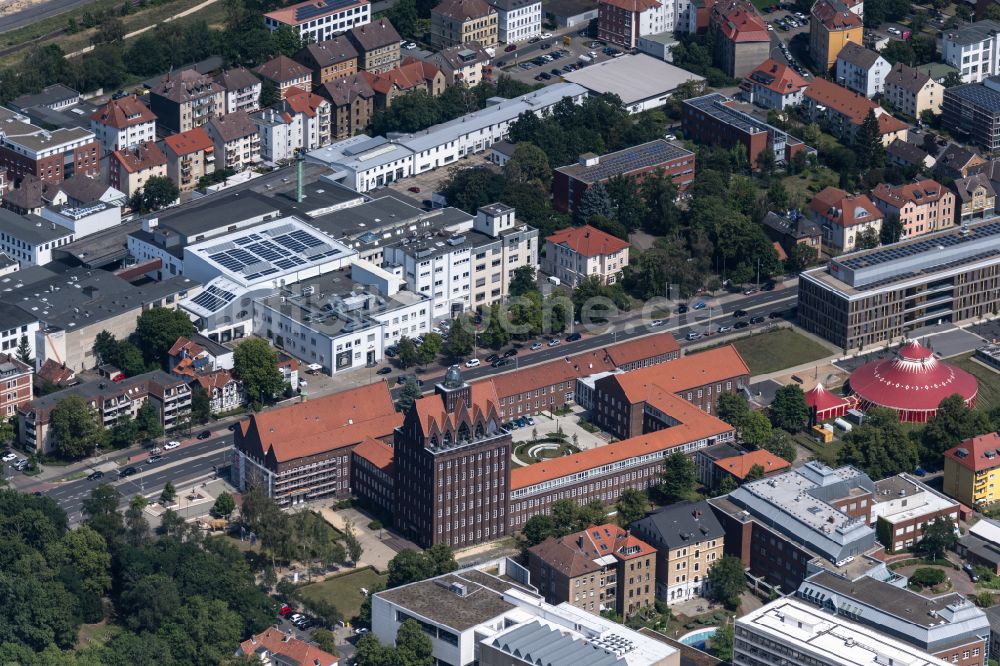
<box><xmin>190</xmin><ymin>284</ymin><xmax>236</xmax><ymax>314</ymax></box>
<box><xmin>200</xmin><ymin>224</ymin><xmax>342</xmax><ymax>280</ymax></box>
<box><xmin>561</xmin><ymin>140</ymin><xmax>692</xmax><ymax>184</ymax></box>
<box><xmin>295</xmin><ymin>0</ymin><xmax>358</xmax><ymax>21</ymax></box>
<box><xmin>832</xmin><ymin>219</ymin><xmax>1000</xmax><ymax>288</ymax></box>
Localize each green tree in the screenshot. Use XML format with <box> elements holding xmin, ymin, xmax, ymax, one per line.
<box><xmin>445</xmin><ymin>316</ymin><xmax>475</xmax><ymax>358</ymax></box>
<box><xmin>130</xmin><ymin>175</ymin><xmax>179</xmax><ymax>213</ymax></box>
<box><xmin>212</xmin><ymin>491</ymin><xmax>236</xmax><ymax>519</ymax></box>
<box><xmin>770</xmin><ymin>384</ymin><xmax>809</xmax><ymax>433</ymax></box>
<box><xmin>396</xmin><ymin>618</ymin><xmax>434</xmax><ymax>666</ymax></box>
<box><xmin>425</xmin><ymin>542</ymin><xmax>458</xmax><ymax>575</ymax></box>
<box><xmin>417</xmin><ymin>332</ymin><xmax>443</xmax><ymax>365</ymax></box>
<box><xmin>838</xmin><ymin>407</ymin><xmax>920</xmax><ymax>479</ymax></box>
<box><xmin>387</xmin><ymin>549</ymin><xmax>435</xmax><ymax>588</ymax></box>
<box><xmin>480</xmin><ymin>303</ymin><xmax>511</xmax><ymax>349</ymax></box>
<box><xmin>270</xmin><ymin>25</ymin><xmax>302</xmax><ymax>56</ymax></box>
<box><xmin>922</xmin><ymin>394</ymin><xmax>992</xmax><ymax>468</ymax></box>
<box><xmin>0</xmin><ymin>416</ymin><xmax>14</xmax><ymax>446</ymax></box>
<box><xmin>712</xmin><ymin>619</ymin><xmax>734</xmax><ymax>661</ymax></box>
<box><xmin>387</xmin><ymin>0</ymin><xmax>418</xmax><ymax>37</ymax></box>
<box><xmin>190</xmin><ymin>384</ymin><xmax>212</xmax><ymax>423</ymax></box>
<box><xmin>717</xmin><ymin>392</ymin><xmax>750</xmax><ymax>427</ymax></box>
<box><xmin>856</xmin><ymin>110</ymin><xmax>887</xmax><ymax>171</ymax></box>
<box><xmin>233</xmin><ymin>338</ymin><xmax>284</xmax><ymax>409</ymax></box>
<box><xmin>509</xmin><ymin>266</ymin><xmax>537</xmax><ymax>298</ymax></box>
<box><xmin>395</xmin><ymin>336</ymin><xmax>420</xmax><ymax>369</ymax></box>
<box><xmin>94</xmin><ymin>330</ymin><xmax>118</xmax><ymax>366</ymax></box>
<box><xmin>125</xmin><ymin>495</ymin><xmax>150</xmax><ymax>546</ymax></box>
<box><xmin>57</xmin><ymin>525</ymin><xmax>111</xmax><ymax>598</ymax></box>
<box><xmin>606</xmin><ymin>175</ymin><xmax>648</xmax><ymax>232</ymax></box>
<box><xmin>707</xmin><ymin>555</ymin><xmax>745</xmax><ymax>609</ymax></box>
<box><xmin>241</xmin><ymin>486</ymin><xmax>291</xmax><ymax>570</ymax></box>
<box><xmin>881</xmin><ymin>213</ymin><xmax>904</xmax><ymax>245</ymax></box>
<box><xmin>910</xmin><ymin>567</ymin><xmax>947</xmax><ymax>587</ymax></box>
<box><xmin>92</xmin><ymin>16</ymin><xmax>125</xmax><ymax>45</ymax></box>
<box><xmin>504</xmin><ymin>143</ymin><xmax>552</xmax><ymax>190</ymax></box>
<box><xmin>260</xmin><ymin>80</ymin><xmax>279</xmax><ymax>108</ymax></box>
<box><xmin>355</xmin><ymin>633</ymin><xmax>391</xmax><ymax>666</ymax></box>
<box><xmin>763</xmin><ymin>429</ymin><xmax>797</xmax><ymax>464</ymax></box>
<box><xmin>658</xmin><ymin>452</ymin><xmax>696</xmax><ymax>503</ymax></box>
<box><xmin>135</xmin><ymin>400</ymin><xmax>163</xmax><ymax>441</ymax></box>
<box><xmin>442</xmin><ymin>167</ymin><xmax>506</xmax><ymax>213</ymax></box>
<box><xmin>108</xmin><ymin>411</ymin><xmax>140</xmax><ymax>448</ymax></box>
<box><xmin>160</xmin><ymin>481</ymin><xmax>177</xmax><ymax>505</ymax></box>
<box><xmin>577</xmin><ymin>500</ymin><xmax>608</xmax><ymax>529</ymax></box>
<box><xmin>738</xmin><ymin>411</ymin><xmax>773</xmax><ymax>449</ymax></box>
<box><xmin>51</xmin><ymin>395</ymin><xmax>103</xmax><ymax>459</ymax></box>
<box><xmin>787</xmin><ymin>243</ymin><xmax>818</xmax><ymax>272</ymax></box>
<box><xmin>522</xmin><ymin>514</ymin><xmax>557</xmax><ymax>546</ymax></box>
<box><xmin>133</xmin><ymin>307</ymin><xmax>194</xmax><ymax>367</ymax></box>
<box><xmin>312</xmin><ymin>628</ymin><xmax>338</xmax><ymax>655</ymax></box>
<box><xmin>744</xmin><ymin>464</ymin><xmax>766</xmax><ymax>483</ymax></box>
<box><xmin>395</xmin><ymin>377</ymin><xmax>423</xmax><ymax>413</ymax></box>
<box><xmin>615</xmin><ymin>488</ymin><xmax>649</xmax><ymax>526</ymax></box>
<box><xmin>577</xmin><ymin>182</ymin><xmax>616</xmax><ymax>223</ymax></box>
<box><xmin>716</xmin><ymin>474</ymin><xmax>738</xmax><ymax>494</ymax></box>
<box><xmin>344</xmin><ymin>521</ymin><xmax>363</xmax><ymax>564</ymax></box>
<box><xmin>115</xmin><ymin>340</ymin><xmax>147</xmax><ymax>377</ymax></box>
<box><xmin>915</xmin><ymin>516</ymin><xmax>958</xmax><ymax>560</ymax></box>
<box><xmin>15</xmin><ymin>335</ymin><xmax>31</xmax><ymax>364</ymax></box>
<box><xmin>855</xmin><ymin>226</ymin><xmax>881</xmax><ymax>250</ymax></box>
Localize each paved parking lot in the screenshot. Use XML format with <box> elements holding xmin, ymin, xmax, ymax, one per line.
<box><xmin>384</xmin><ymin>153</ymin><xmax>494</xmax><ymax>202</ymax></box>
<box><xmin>496</xmin><ymin>31</ymin><xmax>627</xmax><ymax>87</ymax></box>
<box><xmin>508</xmin><ymin>406</ymin><xmax>611</xmax><ymax>450</ymax></box>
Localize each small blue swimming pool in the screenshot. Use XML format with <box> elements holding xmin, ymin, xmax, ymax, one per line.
<box><xmin>678</xmin><ymin>627</ymin><xmax>718</xmax><ymax>649</ymax></box>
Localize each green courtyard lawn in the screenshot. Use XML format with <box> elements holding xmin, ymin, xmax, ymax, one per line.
<box><xmin>728</xmin><ymin>328</ymin><xmax>832</xmax><ymax>375</ymax></box>
<box><xmin>297</xmin><ymin>567</ymin><xmax>388</xmax><ymax>623</ymax></box>
<box><xmin>950</xmin><ymin>353</ymin><xmax>1000</xmax><ymax>413</ymax></box>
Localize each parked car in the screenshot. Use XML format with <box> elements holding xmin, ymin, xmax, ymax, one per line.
<box><xmin>1</xmin><ymin>452</ymin><xmax>16</xmax><ymax>462</ymax></box>
<box><xmin>530</xmin><ymin>342</ymin><xmax>543</xmax><ymax>350</ymax></box>
<box><xmin>693</xmin><ymin>301</ymin><xmax>706</xmax><ymax>310</ymax></box>
<box><xmin>279</xmin><ymin>604</ymin><xmax>292</xmax><ymax>617</ymax></box>
<box><xmin>465</xmin><ymin>358</ymin><xmax>481</xmax><ymax>368</ymax></box>
<box><xmin>87</xmin><ymin>470</ymin><xmax>104</xmax><ymax>481</ymax></box>
<box><xmin>548</xmin><ymin>338</ymin><xmax>561</xmax><ymax>347</ymax></box>
<box><xmin>566</xmin><ymin>332</ymin><xmax>582</xmax><ymax>342</ymax></box>
<box><xmin>718</xmin><ymin>325</ymin><xmax>732</xmax><ymax>333</ymax></box>
<box><xmin>486</xmin><ymin>353</ymin><xmax>500</xmax><ymax>363</ymax></box>
<box><xmin>403</xmin><ymin>41</ymin><xmax>417</xmax><ymax>49</ymax></box>
<box><xmin>505</xmin><ymin>44</ymin><xmax>517</xmax><ymax>52</ymax></box>
<box><xmin>677</xmin><ymin>304</ymin><xmax>689</xmax><ymax>314</ymax></box>
<box><xmin>197</xmin><ymin>430</ymin><xmax>211</xmax><ymax>440</ymax></box>
<box><xmin>542</xmin><ymin>31</ymin><xmax>552</xmax><ymax>38</ymax></box>
<box><xmin>119</xmin><ymin>466</ymin><xmax>138</xmax><ymax>477</ymax></box>
<box><xmin>525</xmin><ymin>416</ymin><xmax>535</xmax><ymax>425</ymax></box>
<box><xmin>733</xmin><ymin>321</ymin><xmax>750</xmax><ymax>329</ymax></box>
<box><xmin>887</xmin><ymin>26</ymin><xmax>901</xmax><ymax>35</ymax></box>
<box><xmin>664</xmin><ymin>133</ymin><xmax>677</xmax><ymax>140</ymax></box>
<box><xmin>492</xmin><ymin>359</ymin><xmax>512</xmax><ymax>368</ymax></box>
<box><xmin>650</xmin><ymin>319</ymin><xmax>664</xmax><ymax>327</ymax></box>
<box><xmin>164</xmin><ymin>440</ymin><xmax>181</xmax><ymax>450</ymax></box>
<box><xmin>376</xmin><ymin>367</ymin><xmax>392</xmax><ymax>375</ymax></box>
<box><xmin>686</xmin><ymin>331</ymin><xmax>702</xmax><ymax>341</ymax></box>
<box><xmin>503</xmin><ymin>348</ymin><xmax>518</xmax><ymax>357</ymax></box>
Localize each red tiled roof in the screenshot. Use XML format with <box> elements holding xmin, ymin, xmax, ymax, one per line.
<box><xmin>239</xmin><ymin>627</ymin><xmax>338</xmax><ymax>665</ymax></box>
<box><xmin>945</xmin><ymin>432</ymin><xmax>1000</xmax><ymax>472</ymax></box>
<box><xmin>432</xmin><ymin>0</ymin><xmax>495</xmax><ymax>21</ymax></box>
<box><xmin>284</xmin><ymin>86</ymin><xmax>329</xmax><ymax>118</ymax></box>
<box><xmin>745</xmin><ymin>59</ymin><xmax>809</xmax><ymax>95</ymax></box>
<box><xmin>196</xmin><ymin>370</ymin><xmax>234</xmax><ymax>391</ymax></box>
<box><xmin>545</xmin><ymin>224</ymin><xmax>629</xmax><ymax>257</ymax></box>
<box><xmin>805</xmin><ymin>78</ymin><xmax>907</xmax><ymax>133</ymax></box>
<box><xmin>37</xmin><ymin>359</ymin><xmax>75</xmax><ymax>386</ymax></box>
<box><xmin>512</xmin><ymin>392</ymin><xmax>732</xmax><ymax>489</ymax></box>
<box><xmin>162</xmin><ymin>127</ymin><xmax>213</xmax><ymax>156</ymax></box>
<box><xmin>240</xmin><ymin>383</ymin><xmax>401</xmax><ymax>462</ymax></box>
<box><xmin>90</xmin><ymin>95</ymin><xmax>156</xmax><ymax>129</ymax></box>
<box><xmin>717</xmin><ymin>5</ymin><xmax>769</xmax><ymax>42</ymax></box>
<box><xmin>353</xmin><ymin>437</ymin><xmax>395</xmax><ymax>472</ymax></box>
<box><xmin>809</xmin><ymin>186</ymin><xmax>882</xmax><ymax>228</ymax></box>
<box><xmin>413</xmin><ymin>381</ymin><xmax>499</xmax><ymax>435</ymax></box>
<box><xmin>812</xmin><ymin>0</ymin><xmax>862</xmax><ymax>30</ymax></box>
<box><xmin>714</xmin><ymin>449</ymin><xmax>790</xmax><ymax>480</ymax></box>
<box><xmin>871</xmin><ymin>178</ymin><xmax>951</xmax><ymax>209</ymax></box>
<box><xmin>603</xmin><ymin>332</ymin><xmax>679</xmax><ymax>367</ymax></box>
<box><xmin>611</xmin><ymin>346</ymin><xmax>750</xmax><ymax>404</ymax></box>
<box><xmin>484</xmin><ymin>348</ymin><xmax>617</xmax><ymax>399</ymax></box>
<box><xmin>363</xmin><ymin>58</ymin><xmax>441</xmax><ymax>94</ymax></box>
<box><xmin>111</xmin><ymin>141</ymin><xmax>167</xmax><ymax>174</ymax></box>
<box><xmin>529</xmin><ymin>523</ymin><xmax>656</xmax><ymax>577</ymax></box>
<box><xmin>169</xmin><ymin>336</ymin><xmax>204</xmax><ymax>358</ymax></box>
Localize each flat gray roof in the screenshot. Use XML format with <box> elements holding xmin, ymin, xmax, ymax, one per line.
<box><xmin>563</xmin><ymin>55</ymin><xmax>704</xmax><ymax>106</ymax></box>
<box><xmin>152</xmin><ymin>191</ymin><xmax>282</xmax><ymax>241</ymax></box>
<box><xmin>56</xmin><ymin>220</ymin><xmax>142</xmax><ymax>268</ymax></box>
<box><xmin>304</xmin><ymin>195</ymin><xmax>426</xmax><ymax>241</ymax></box>
<box><xmin>0</xmin><ymin>209</ymin><xmax>74</xmax><ymax>245</ymax></box>
<box><xmin>378</xmin><ymin>569</ymin><xmax>537</xmax><ymax>631</ymax></box>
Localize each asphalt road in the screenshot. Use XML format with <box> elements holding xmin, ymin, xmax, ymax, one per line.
<box><xmin>30</xmin><ymin>434</ymin><xmax>233</xmax><ymax>525</ymax></box>
<box><xmin>0</xmin><ymin>0</ymin><xmax>86</xmax><ymax>34</ymax></box>
<box><xmin>395</xmin><ymin>287</ymin><xmax>799</xmax><ymax>391</ymax></box>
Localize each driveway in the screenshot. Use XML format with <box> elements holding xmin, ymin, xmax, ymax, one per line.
<box><xmin>319</xmin><ymin>506</ymin><xmax>416</xmax><ymax>570</ymax></box>
<box><xmin>508</xmin><ymin>407</ymin><xmax>610</xmax><ymax>450</ymax></box>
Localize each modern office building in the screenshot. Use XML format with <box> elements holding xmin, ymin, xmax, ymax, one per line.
<box><xmin>528</xmin><ymin>523</ymin><xmax>657</xmax><ymax>616</ymax></box>
<box><xmin>232</xmin><ymin>382</ymin><xmax>400</xmax><ymax>506</ymax></box>
<box><xmin>869</xmin><ymin>473</ymin><xmax>960</xmax><ymax>552</ymax></box>
<box><xmin>263</xmin><ymin>0</ymin><xmax>372</xmax><ymax>44</ymax></box>
<box><xmin>631</xmin><ymin>500</ymin><xmax>725</xmax><ymax>603</ymax></box>
<box><xmin>0</xmin><ymin>107</ymin><xmax>100</xmax><ymax>184</ymax></box>
<box><xmin>373</xmin><ymin>565</ymin><xmax>679</xmax><ymax>666</ymax></box>
<box><xmin>942</xmin><ymin>79</ymin><xmax>1000</xmax><ymax>152</ymax></box>
<box><xmin>798</xmin><ymin>218</ymin><xmax>1000</xmax><ymax>350</ymax></box>
<box><xmin>682</xmin><ymin>93</ymin><xmax>810</xmax><ymax>169</ymax></box>
<box><xmin>735</xmin><ymin>598</ymin><xmax>953</xmax><ymax>666</ymax></box>
<box><xmin>798</xmin><ymin>571</ymin><xmax>989</xmax><ymax>666</ymax></box>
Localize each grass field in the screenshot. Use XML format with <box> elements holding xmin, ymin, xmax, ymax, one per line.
<box><xmin>951</xmin><ymin>353</ymin><xmax>1000</xmax><ymax>412</ymax></box>
<box><xmin>298</xmin><ymin>567</ymin><xmax>388</xmax><ymax>622</ymax></box>
<box><xmin>727</xmin><ymin>328</ymin><xmax>832</xmax><ymax>375</ymax></box>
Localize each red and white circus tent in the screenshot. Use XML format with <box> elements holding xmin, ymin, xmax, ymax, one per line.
<box><xmin>848</xmin><ymin>340</ymin><xmax>978</xmax><ymax>423</ymax></box>
<box><xmin>804</xmin><ymin>383</ymin><xmax>851</xmax><ymax>423</ymax></box>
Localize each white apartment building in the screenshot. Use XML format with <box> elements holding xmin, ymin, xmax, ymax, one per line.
<box><xmin>468</xmin><ymin>203</ymin><xmax>538</xmax><ymax>308</ymax></box>
<box><xmin>253</xmin><ymin>108</ymin><xmax>304</xmax><ymax>164</ymax></box>
<box><xmin>542</xmin><ymin>224</ymin><xmax>629</xmax><ymax>287</ymax></box>
<box><xmin>0</xmin><ymin>208</ymin><xmax>74</xmax><ymax>266</ymax></box>
<box><xmin>263</xmin><ymin>0</ymin><xmax>371</xmax><ymax>44</ymax></box>
<box><xmin>205</xmin><ymin>112</ymin><xmax>261</xmax><ymax>173</ymax></box>
<box><xmin>89</xmin><ymin>95</ymin><xmax>157</xmax><ymax>154</ymax></box>
<box><xmin>383</xmin><ymin>229</ymin><xmax>473</xmax><ymax>319</ymax></box>
<box><xmin>491</xmin><ymin>0</ymin><xmax>542</xmax><ymax>43</ymax></box>
<box><xmin>253</xmin><ymin>261</ymin><xmax>431</xmax><ymax>374</ymax></box>
<box><xmin>307</xmin><ymin>82</ymin><xmax>588</xmax><ymax>192</ymax></box>
<box><xmin>735</xmin><ymin>598</ymin><xmax>951</xmax><ymax>666</ymax></box>
<box><xmin>942</xmin><ymin>20</ymin><xmax>1000</xmax><ymax>83</ymax></box>
<box><xmin>215</xmin><ymin>67</ymin><xmax>262</xmax><ymax>115</ymax></box>
<box><xmin>835</xmin><ymin>42</ymin><xmax>890</xmax><ymax>97</ymax></box>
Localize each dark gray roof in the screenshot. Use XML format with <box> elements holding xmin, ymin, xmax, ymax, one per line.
<box><xmin>542</xmin><ymin>0</ymin><xmax>597</xmax><ymax>19</ymax></box>
<box><xmin>348</xmin><ymin>18</ymin><xmax>402</xmax><ymax>51</ymax></box>
<box><xmin>885</xmin><ymin>62</ymin><xmax>932</xmax><ymax>95</ymax></box>
<box><xmin>488</xmin><ymin>621</ymin><xmax>620</xmax><ymax>666</ymax></box>
<box><xmin>762</xmin><ymin>210</ymin><xmax>822</xmax><ymax>240</ymax></box>
<box><xmin>944</xmin><ymin>19</ymin><xmax>1000</xmax><ymax>47</ymax></box>
<box><xmin>214</xmin><ymin>67</ymin><xmax>261</xmax><ymax>92</ymax></box>
<box><xmin>555</xmin><ymin>139</ymin><xmax>694</xmax><ymax>185</ymax></box>
<box><xmin>275</xmin><ymin>179</ymin><xmax>368</xmax><ymax>216</ymax></box>
<box><xmin>297</xmin><ymin>36</ymin><xmax>359</xmax><ymax>68</ymax></box>
<box><xmin>887</xmin><ymin>138</ymin><xmax>930</xmax><ymax>165</ymax></box>
<box><xmin>0</xmin><ymin>300</ymin><xmax>36</xmax><ymax>330</ymax></box>
<box><xmin>952</xmin><ymin>172</ymin><xmax>997</xmax><ymax>203</ymax></box>
<box><xmin>630</xmin><ymin>500</ymin><xmax>724</xmax><ymax>550</ymax></box>
<box><xmin>304</xmin><ymin>195</ymin><xmax>425</xmax><ymax>239</ymax></box>
<box><xmin>59</xmin><ymin>175</ymin><xmax>112</xmax><ymax>206</ymax></box>
<box><xmin>0</xmin><ymin>253</ymin><xmax>15</xmax><ymax>270</ymax></box>
<box><xmin>150</xmin><ymin>190</ymin><xmax>281</xmax><ymax>241</ymax></box>
<box><xmin>55</xmin><ymin>220</ymin><xmax>142</xmax><ymax>269</ymax></box>
<box><xmin>10</xmin><ymin>84</ymin><xmax>80</xmax><ymax>111</ymax></box>
<box><xmin>959</xmin><ymin>531</ymin><xmax>1000</xmax><ymax>566</ymax></box>
<box><xmin>207</xmin><ymin>111</ymin><xmax>259</xmax><ymax>142</ymax></box>
<box><xmin>377</xmin><ymin>569</ymin><xmax>538</xmax><ymax>631</ymax></box>
<box><xmin>946</xmin><ymin>82</ymin><xmax>1000</xmax><ymax>115</ymax></box>
<box><xmin>836</xmin><ymin>42</ymin><xmax>883</xmax><ymax>70</ymax></box>
<box><xmin>0</xmin><ymin>209</ymin><xmax>73</xmax><ymax>245</ymax></box>
<box><xmin>490</xmin><ymin>0</ymin><xmax>540</xmax><ymax>10</ymax></box>
<box><xmin>698</xmin><ymin>441</ymin><xmax>744</xmax><ymax>462</ymax></box>
<box><xmin>26</xmin><ymin>368</ymin><xmax>186</xmax><ymax>413</ymax></box>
